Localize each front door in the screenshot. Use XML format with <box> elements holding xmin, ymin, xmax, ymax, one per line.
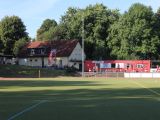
<box><xmin>79</xmin><ymin>63</ymin><xmax>82</xmax><ymax>71</ymax></box>
<box><xmin>41</xmin><ymin>57</ymin><xmax>44</xmax><ymax>68</ymax></box>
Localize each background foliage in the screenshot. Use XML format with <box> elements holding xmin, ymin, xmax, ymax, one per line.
<box><xmin>0</xmin><ymin>3</ymin><xmax>160</xmax><ymax>60</ymax></box>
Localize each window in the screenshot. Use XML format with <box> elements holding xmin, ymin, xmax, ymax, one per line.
<box><xmin>41</xmin><ymin>49</ymin><xmax>45</xmax><ymax>54</ymax></box>
<box><xmin>137</xmin><ymin>64</ymin><xmax>144</xmax><ymax>68</ymax></box>
<box><xmin>151</xmin><ymin>61</ymin><xmax>160</xmax><ymax>68</ymax></box>
<box><xmin>111</xmin><ymin>63</ymin><xmax>115</xmax><ymax>68</ymax></box>
<box><xmin>35</xmin><ymin>59</ymin><xmax>37</xmax><ymax>62</ymax></box>
<box><xmin>31</xmin><ymin>49</ymin><xmax>35</xmax><ymax>55</ymax></box>
<box><xmin>116</xmin><ymin>63</ymin><xmax>125</xmax><ymax>68</ymax></box>
<box><xmin>59</xmin><ymin>60</ymin><xmax>62</xmax><ymax>66</ymax></box>
<box><xmin>100</xmin><ymin>63</ymin><xmax>111</xmax><ymax>68</ymax></box>
<box><xmin>126</xmin><ymin>63</ymin><xmax>130</xmax><ymax>68</ymax></box>
<box><xmin>30</xmin><ymin>59</ymin><xmax>32</xmax><ymax>62</ymax></box>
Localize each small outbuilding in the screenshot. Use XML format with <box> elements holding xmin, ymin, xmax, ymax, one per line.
<box><xmin>0</xmin><ymin>54</ymin><xmax>15</xmax><ymax>64</ymax></box>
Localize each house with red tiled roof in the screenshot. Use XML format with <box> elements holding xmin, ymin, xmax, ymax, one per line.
<box><xmin>18</xmin><ymin>39</ymin><xmax>85</xmax><ymax>70</ymax></box>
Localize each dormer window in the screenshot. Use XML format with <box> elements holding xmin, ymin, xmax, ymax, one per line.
<box><xmin>31</xmin><ymin>49</ymin><xmax>35</xmax><ymax>55</ymax></box>
<box><xmin>41</xmin><ymin>49</ymin><xmax>45</xmax><ymax>54</ymax></box>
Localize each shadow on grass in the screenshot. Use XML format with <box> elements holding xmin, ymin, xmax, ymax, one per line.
<box><xmin>0</xmin><ymin>80</ymin><xmax>108</xmax><ymax>87</ymax></box>
<box><xmin>0</xmin><ymin>80</ymin><xmax>160</xmax><ymax>120</ymax></box>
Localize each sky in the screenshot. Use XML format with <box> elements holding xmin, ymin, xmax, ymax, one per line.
<box><xmin>0</xmin><ymin>0</ymin><xmax>160</xmax><ymax>38</ymax></box>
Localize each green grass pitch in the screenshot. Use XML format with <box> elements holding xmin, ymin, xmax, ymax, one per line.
<box><xmin>0</xmin><ymin>77</ymin><xmax>160</xmax><ymax>120</ymax></box>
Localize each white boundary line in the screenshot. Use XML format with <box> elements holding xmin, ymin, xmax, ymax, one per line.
<box><xmin>7</xmin><ymin>100</ymin><xmax>47</xmax><ymax>120</ymax></box>
<box><xmin>130</xmin><ymin>80</ymin><xmax>160</xmax><ymax>96</ymax></box>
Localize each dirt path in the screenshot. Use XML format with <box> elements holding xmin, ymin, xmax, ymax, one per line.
<box><xmin>0</xmin><ymin>77</ymin><xmax>25</xmax><ymax>80</ymax></box>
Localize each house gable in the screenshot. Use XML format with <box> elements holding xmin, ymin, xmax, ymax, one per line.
<box><xmin>69</xmin><ymin>42</ymin><xmax>85</xmax><ymax>62</ymax></box>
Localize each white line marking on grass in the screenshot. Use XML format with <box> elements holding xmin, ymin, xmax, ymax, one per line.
<box><xmin>130</xmin><ymin>80</ymin><xmax>160</xmax><ymax>96</ymax></box>
<box><xmin>7</xmin><ymin>100</ymin><xmax>47</xmax><ymax>120</ymax></box>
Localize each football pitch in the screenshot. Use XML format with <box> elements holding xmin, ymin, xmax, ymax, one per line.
<box><xmin>0</xmin><ymin>77</ymin><xmax>160</xmax><ymax>120</ymax></box>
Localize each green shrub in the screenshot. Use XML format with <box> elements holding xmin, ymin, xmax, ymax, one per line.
<box><xmin>65</xmin><ymin>66</ymin><xmax>78</xmax><ymax>73</ymax></box>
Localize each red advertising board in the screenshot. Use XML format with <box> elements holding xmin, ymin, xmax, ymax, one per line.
<box><xmin>85</xmin><ymin>60</ymin><xmax>150</xmax><ymax>72</ymax></box>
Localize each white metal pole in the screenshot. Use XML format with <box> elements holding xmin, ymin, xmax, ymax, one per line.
<box><xmin>82</xmin><ymin>12</ymin><xmax>85</xmax><ymax>77</ymax></box>
<box><xmin>39</xmin><ymin>69</ymin><xmax>41</xmax><ymax>78</ymax></box>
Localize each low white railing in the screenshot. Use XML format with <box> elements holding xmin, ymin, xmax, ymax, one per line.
<box><xmin>83</xmin><ymin>72</ymin><xmax>160</xmax><ymax>78</ymax></box>
<box><xmin>124</xmin><ymin>72</ymin><xmax>160</xmax><ymax>78</ymax></box>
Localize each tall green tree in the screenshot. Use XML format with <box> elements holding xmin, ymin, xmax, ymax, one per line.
<box><xmin>155</xmin><ymin>8</ymin><xmax>160</xmax><ymax>38</ymax></box>
<box><xmin>0</xmin><ymin>39</ymin><xmax>4</xmax><ymax>53</ymax></box>
<box><xmin>154</xmin><ymin>8</ymin><xmax>160</xmax><ymax>56</ymax></box>
<box><xmin>108</xmin><ymin>3</ymin><xmax>160</xmax><ymax>59</ymax></box>
<box><xmin>60</xmin><ymin>7</ymin><xmax>81</xmax><ymax>39</ymax></box>
<box><xmin>36</xmin><ymin>19</ymin><xmax>57</xmax><ymax>40</ymax></box>
<box><xmin>13</xmin><ymin>38</ymin><xmax>29</xmax><ymax>56</ymax></box>
<box><xmin>0</xmin><ymin>16</ymin><xmax>28</xmax><ymax>55</ymax></box>
<box><xmin>59</xmin><ymin>4</ymin><xmax>120</xmax><ymax>59</ymax></box>
<box><xmin>83</xmin><ymin>4</ymin><xmax>120</xmax><ymax>59</ymax></box>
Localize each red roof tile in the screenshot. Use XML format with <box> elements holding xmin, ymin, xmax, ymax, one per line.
<box><xmin>19</xmin><ymin>40</ymin><xmax>79</xmax><ymax>57</ymax></box>
<box><xmin>26</xmin><ymin>41</ymin><xmax>49</xmax><ymax>48</ymax></box>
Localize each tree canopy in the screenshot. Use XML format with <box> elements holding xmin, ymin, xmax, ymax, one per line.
<box><xmin>36</xmin><ymin>19</ymin><xmax>57</xmax><ymax>40</ymax></box>
<box><xmin>0</xmin><ymin>16</ymin><xmax>28</xmax><ymax>55</ymax></box>
<box><xmin>1</xmin><ymin>3</ymin><xmax>160</xmax><ymax>60</ymax></box>
<box><xmin>107</xmin><ymin>3</ymin><xmax>160</xmax><ymax>59</ymax></box>
<box><xmin>35</xmin><ymin>3</ymin><xmax>160</xmax><ymax>60</ymax></box>
<box><xmin>13</xmin><ymin>37</ymin><xmax>29</xmax><ymax>56</ymax></box>
<box><xmin>60</xmin><ymin>5</ymin><xmax>120</xmax><ymax>59</ymax></box>
<box><xmin>36</xmin><ymin>4</ymin><xmax>120</xmax><ymax>59</ymax></box>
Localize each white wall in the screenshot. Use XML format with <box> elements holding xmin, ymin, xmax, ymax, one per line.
<box><xmin>29</xmin><ymin>58</ymin><xmax>42</xmax><ymax>66</ymax></box>
<box><xmin>69</xmin><ymin>43</ymin><xmax>85</xmax><ymax>61</ymax></box>
<box><xmin>18</xmin><ymin>57</ymin><xmax>71</xmax><ymax>68</ymax></box>
<box><xmin>19</xmin><ymin>58</ymin><xmax>28</xmax><ymax>66</ymax></box>
<box><xmin>56</xmin><ymin>57</ymin><xmax>80</xmax><ymax>69</ymax></box>
<box><xmin>44</xmin><ymin>57</ymin><xmax>49</xmax><ymax>66</ymax></box>
<box><xmin>19</xmin><ymin>58</ymin><xmax>42</xmax><ymax>67</ymax></box>
<box><xmin>55</xmin><ymin>57</ymin><xmax>68</xmax><ymax>67</ymax></box>
<box><xmin>68</xmin><ymin>42</ymin><xmax>85</xmax><ymax>69</ymax></box>
<box><xmin>124</xmin><ymin>73</ymin><xmax>160</xmax><ymax>78</ymax></box>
